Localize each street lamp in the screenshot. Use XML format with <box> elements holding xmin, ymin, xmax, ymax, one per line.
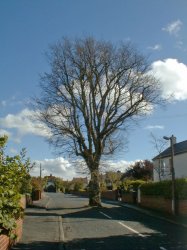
<box><xmin>163</xmin><ymin>135</ymin><xmax>176</xmax><ymax>215</ymax></box>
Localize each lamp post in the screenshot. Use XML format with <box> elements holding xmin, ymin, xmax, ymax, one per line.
<box><xmin>163</xmin><ymin>135</ymin><xmax>176</xmax><ymax>215</ymax></box>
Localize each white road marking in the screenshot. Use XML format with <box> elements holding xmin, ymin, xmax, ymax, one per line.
<box><xmin>58</xmin><ymin>216</ymin><xmax>64</xmax><ymax>250</ymax></box>
<box><xmin>160</xmin><ymin>247</ymin><xmax>167</xmax><ymax>250</ymax></box>
<box><xmin>99</xmin><ymin>211</ymin><xmax>146</xmax><ymax>238</ymax></box>
<box><xmin>99</xmin><ymin>211</ymin><xmax>112</xmax><ymax>219</ymax></box>
<box><xmin>118</xmin><ymin>221</ymin><xmax>146</xmax><ymax>238</ymax></box>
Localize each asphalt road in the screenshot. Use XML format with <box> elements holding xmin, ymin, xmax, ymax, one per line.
<box><xmin>45</xmin><ymin>192</ymin><xmax>187</xmax><ymax>250</ymax></box>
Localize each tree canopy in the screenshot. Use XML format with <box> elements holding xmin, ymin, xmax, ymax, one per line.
<box><xmin>121</xmin><ymin>160</ymin><xmax>153</xmax><ymax>181</ymax></box>
<box><xmin>35</xmin><ymin>37</ymin><xmax>164</xmax><ymax>206</ymax></box>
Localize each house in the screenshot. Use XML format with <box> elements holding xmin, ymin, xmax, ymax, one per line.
<box><xmin>152</xmin><ymin>139</ymin><xmax>187</xmax><ymax>181</ymax></box>
<box><xmin>44</xmin><ymin>174</ymin><xmax>56</xmax><ymax>192</ymax></box>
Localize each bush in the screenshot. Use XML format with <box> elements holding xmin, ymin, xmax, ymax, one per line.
<box><xmin>176</xmin><ymin>178</ymin><xmax>187</xmax><ymax>199</ymax></box>
<box><xmin>140</xmin><ymin>178</ymin><xmax>187</xmax><ymax>199</ymax></box>
<box><xmin>0</xmin><ymin>136</ymin><xmax>32</xmax><ymax>238</ymax></box>
<box><xmin>122</xmin><ymin>180</ymin><xmax>146</xmax><ymax>193</ymax></box>
<box><xmin>74</xmin><ymin>182</ymin><xmax>84</xmax><ymax>192</ymax></box>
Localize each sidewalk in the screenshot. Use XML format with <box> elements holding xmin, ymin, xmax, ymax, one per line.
<box><xmin>11</xmin><ymin>196</ymin><xmax>64</xmax><ymax>250</ymax></box>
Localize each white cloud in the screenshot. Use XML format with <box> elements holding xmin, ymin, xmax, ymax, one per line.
<box><xmin>0</xmin><ymin>128</ymin><xmax>21</xmax><ymax>143</ymax></box>
<box><xmin>144</xmin><ymin>125</ymin><xmax>164</xmax><ymax>130</ymax></box>
<box><xmin>151</xmin><ymin>58</ymin><xmax>187</xmax><ymax>101</ymax></box>
<box><xmin>162</xmin><ymin>19</ymin><xmax>183</xmax><ymax>36</ymax></box>
<box><xmin>101</xmin><ymin>160</ymin><xmax>137</xmax><ymax>173</ymax></box>
<box><xmin>31</xmin><ymin>157</ymin><xmax>77</xmax><ymax>180</ymax></box>
<box><xmin>0</xmin><ymin>108</ymin><xmax>51</xmax><ymax>138</ymax></box>
<box><xmin>148</xmin><ymin>44</ymin><xmax>162</xmax><ymax>51</ymax></box>
<box><xmin>29</xmin><ymin>157</ymin><xmax>138</xmax><ymax>180</ymax></box>
<box><xmin>0</xmin><ymin>129</ymin><xmax>11</xmax><ymax>137</ymax></box>
<box><xmin>0</xmin><ymin>96</ymin><xmax>24</xmax><ymax>108</ymax></box>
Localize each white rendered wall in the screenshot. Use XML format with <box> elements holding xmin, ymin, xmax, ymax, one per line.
<box><xmin>153</xmin><ymin>152</ymin><xmax>187</xmax><ymax>181</ymax></box>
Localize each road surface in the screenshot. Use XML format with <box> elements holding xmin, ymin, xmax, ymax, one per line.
<box><xmin>45</xmin><ymin>192</ymin><xmax>187</xmax><ymax>250</ymax></box>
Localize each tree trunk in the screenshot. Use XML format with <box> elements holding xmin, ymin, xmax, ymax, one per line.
<box><xmin>88</xmin><ymin>168</ymin><xmax>101</xmax><ymax>207</ymax></box>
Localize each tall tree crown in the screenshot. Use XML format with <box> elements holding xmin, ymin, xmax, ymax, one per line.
<box><xmin>36</xmin><ymin>37</ymin><xmax>162</xmax><ymax>164</ymax></box>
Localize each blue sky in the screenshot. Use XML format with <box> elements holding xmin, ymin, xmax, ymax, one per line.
<box><xmin>1</xmin><ymin>0</ymin><xmax>187</xmax><ymax>179</ymax></box>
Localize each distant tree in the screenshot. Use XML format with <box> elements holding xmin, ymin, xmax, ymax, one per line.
<box><xmin>34</xmin><ymin>37</ymin><xmax>164</xmax><ymax>206</ymax></box>
<box><xmin>54</xmin><ymin>177</ymin><xmax>64</xmax><ymax>192</ymax></box>
<box><xmin>121</xmin><ymin>160</ymin><xmax>153</xmax><ymax>181</ymax></box>
<box><xmin>61</xmin><ymin>180</ymin><xmax>70</xmax><ymax>193</ymax></box>
<box><xmin>73</xmin><ymin>181</ymin><xmax>83</xmax><ymax>191</ymax></box>
<box><xmin>70</xmin><ymin>177</ymin><xmax>87</xmax><ymax>191</ymax></box>
<box><xmin>31</xmin><ymin>177</ymin><xmax>42</xmax><ymax>191</ymax></box>
<box><xmin>97</xmin><ymin>173</ymin><xmax>107</xmax><ymax>191</ymax></box>
<box><xmin>105</xmin><ymin>171</ymin><xmax>122</xmax><ymax>190</ymax></box>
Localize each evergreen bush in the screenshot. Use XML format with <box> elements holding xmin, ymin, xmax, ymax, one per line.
<box><xmin>140</xmin><ymin>178</ymin><xmax>187</xmax><ymax>199</ymax></box>
<box><xmin>0</xmin><ymin>136</ymin><xmax>32</xmax><ymax>238</ymax></box>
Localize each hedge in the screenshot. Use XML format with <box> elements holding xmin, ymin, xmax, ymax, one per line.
<box><xmin>140</xmin><ymin>178</ymin><xmax>187</xmax><ymax>199</ymax></box>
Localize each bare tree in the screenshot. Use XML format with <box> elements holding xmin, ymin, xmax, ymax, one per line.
<box><xmin>150</xmin><ymin>132</ymin><xmax>168</xmax><ymax>181</ymax></box>
<box><xmin>34</xmin><ymin>37</ymin><xmax>164</xmax><ymax>206</ymax></box>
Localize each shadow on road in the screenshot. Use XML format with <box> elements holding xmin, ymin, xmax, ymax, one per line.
<box><xmin>25</xmin><ymin>211</ymin><xmax>59</xmax><ymax>217</ymax></box>
<box><xmin>63</xmin><ymin>233</ymin><xmax>178</xmax><ymax>250</ymax></box>
<box><xmin>46</xmin><ymin>205</ymin><xmax>89</xmax><ymax>211</ymax></box>
<box><xmin>60</xmin><ymin>201</ymin><xmax>187</xmax><ymax>248</ymax></box>
<box><xmin>11</xmin><ymin>241</ymin><xmax>60</xmax><ymax>250</ymax></box>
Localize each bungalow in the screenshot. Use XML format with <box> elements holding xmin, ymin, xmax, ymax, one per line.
<box><xmin>152</xmin><ymin>139</ymin><xmax>187</xmax><ymax>181</ymax></box>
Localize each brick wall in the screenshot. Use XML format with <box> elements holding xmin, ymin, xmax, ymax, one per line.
<box><xmin>14</xmin><ymin>218</ymin><xmax>23</xmax><ymax>243</ymax></box>
<box><xmin>101</xmin><ymin>190</ymin><xmax>117</xmax><ymax>201</ymax></box>
<box><xmin>70</xmin><ymin>191</ymin><xmax>88</xmax><ymax>197</ymax></box>
<box><xmin>71</xmin><ymin>190</ymin><xmax>118</xmax><ymax>201</ymax></box>
<box><xmin>139</xmin><ymin>195</ymin><xmax>187</xmax><ymax>215</ymax></box>
<box><xmin>70</xmin><ymin>190</ymin><xmax>187</xmax><ymax>216</ymax></box>
<box><xmin>0</xmin><ymin>219</ymin><xmax>23</xmax><ymax>250</ymax></box>
<box><xmin>0</xmin><ymin>235</ymin><xmax>9</xmax><ymax>250</ymax></box>
<box><xmin>122</xmin><ymin>193</ymin><xmax>135</xmax><ymax>204</ymax></box>
<box><xmin>178</xmin><ymin>200</ymin><xmax>187</xmax><ymax>215</ymax></box>
<box><xmin>140</xmin><ymin>195</ymin><xmax>172</xmax><ymax>213</ymax></box>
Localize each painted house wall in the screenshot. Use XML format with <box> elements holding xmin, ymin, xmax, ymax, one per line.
<box><xmin>153</xmin><ymin>152</ymin><xmax>187</xmax><ymax>181</ymax></box>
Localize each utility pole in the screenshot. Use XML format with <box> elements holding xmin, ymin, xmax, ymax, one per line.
<box><xmin>39</xmin><ymin>163</ymin><xmax>42</xmax><ymax>192</ymax></box>
<box><xmin>170</xmin><ymin>135</ymin><xmax>176</xmax><ymax>215</ymax></box>
<box><xmin>163</xmin><ymin>135</ymin><xmax>176</xmax><ymax>215</ymax></box>
<box><xmin>40</xmin><ymin>163</ymin><xmax>42</xmax><ymax>179</ymax></box>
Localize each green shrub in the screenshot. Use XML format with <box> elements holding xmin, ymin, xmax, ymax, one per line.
<box><xmin>74</xmin><ymin>181</ymin><xmax>84</xmax><ymax>191</ymax></box>
<box><xmin>0</xmin><ymin>136</ymin><xmax>32</xmax><ymax>238</ymax></box>
<box><xmin>122</xmin><ymin>180</ymin><xmax>146</xmax><ymax>192</ymax></box>
<box><xmin>176</xmin><ymin>178</ymin><xmax>187</xmax><ymax>199</ymax></box>
<box><xmin>141</xmin><ymin>178</ymin><xmax>187</xmax><ymax>199</ymax></box>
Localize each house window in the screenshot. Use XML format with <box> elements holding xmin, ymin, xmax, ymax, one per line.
<box><xmin>161</xmin><ymin>160</ymin><xmax>166</xmax><ymax>176</ymax></box>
